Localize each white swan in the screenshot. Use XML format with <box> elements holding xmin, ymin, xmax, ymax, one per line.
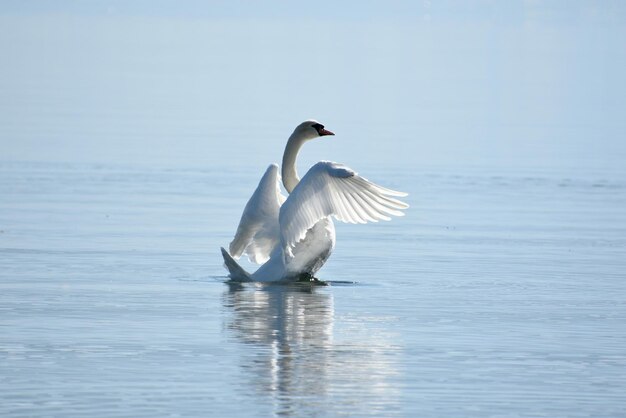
<box><xmin>221</xmin><ymin>120</ymin><xmax>408</xmax><ymax>282</ymax></box>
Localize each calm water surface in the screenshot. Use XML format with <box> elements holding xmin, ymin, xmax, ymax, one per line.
<box><xmin>1</xmin><ymin>158</ymin><xmax>625</xmax><ymax>417</ymax></box>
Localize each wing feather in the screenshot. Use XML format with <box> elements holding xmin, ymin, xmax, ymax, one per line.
<box><xmin>229</xmin><ymin>164</ymin><xmax>286</xmax><ymax>264</ymax></box>
<box><xmin>343</xmin><ymin>191</ymin><xmax>369</xmax><ymax>223</ymax></box>
<box><xmin>358</xmin><ymin>186</ymin><xmax>406</xmax><ymax>217</ymax></box>
<box><xmin>279</xmin><ymin>161</ymin><xmax>409</xmax><ymax>255</ymax></box>
<box><xmin>342</xmin><ymin>181</ymin><xmax>392</xmax><ymax>221</ymax></box>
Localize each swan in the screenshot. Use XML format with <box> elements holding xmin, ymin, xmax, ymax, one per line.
<box><xmin>220</xmin><ymin>120</ymin><xmax>408</xmax><ymax>282</ymax></box>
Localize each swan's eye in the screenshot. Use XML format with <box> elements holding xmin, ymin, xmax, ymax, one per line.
<box><xmin>312</xmin><ymin>123</ymin><xmax>324</xmax><ymax>133</ymax></box>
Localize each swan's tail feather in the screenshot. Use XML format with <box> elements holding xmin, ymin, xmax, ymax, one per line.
<box><xmin>221</xmin><ymin>247</ymin><xmax>252</xmax><ymax>282</ymax></box>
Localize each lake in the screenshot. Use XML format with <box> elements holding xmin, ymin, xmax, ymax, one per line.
<box><xmin>2</xmin><ymin>3</ymin><xmax>626</xmax><ymax>417</ymax></box>
<box><xmin>1</xmin><ymin>157</ymin><xmax>625</xmax><ymax>417</ymax></box>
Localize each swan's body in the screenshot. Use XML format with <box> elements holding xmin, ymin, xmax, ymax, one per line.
<box><xmin>221</xmin><ymin>120</ymin><xmax>408</xmax><ymax>282</ymax></box>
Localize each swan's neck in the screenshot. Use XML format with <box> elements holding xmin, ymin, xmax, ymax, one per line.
<box><xmin>282</xmin><ymin>133</ymin><xmax>306</xmax><ymax>193</ymax></box>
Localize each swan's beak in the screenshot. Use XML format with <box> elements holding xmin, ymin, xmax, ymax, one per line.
<box><xmin>319</xmin><ymin>128</ymin><xmax>334</xmax><ymax>136</ymax></box>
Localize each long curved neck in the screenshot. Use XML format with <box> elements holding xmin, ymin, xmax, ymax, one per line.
<box><xmin>281</xmin><ymin>133</ymin><xmax>307</xmax><ymax>193</ymax></box>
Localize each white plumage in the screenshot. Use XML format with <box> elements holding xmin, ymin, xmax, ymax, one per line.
<box><xmin>280</xmin><ymin>161</ymin><xmax>408</xmax><ymax>257</ymax></box>
<box><xmin>221</xmin><ymin>120</ymin><xmax>408</xmax><ymax>282</ymax></box>
<box><xmin>229</xmin><ymin>164</ymin><xmax>285</xmax><ymax>264</ymax></box>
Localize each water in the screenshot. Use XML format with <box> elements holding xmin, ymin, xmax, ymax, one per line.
<box><xmin>1</xmin><ymin>158</ymin><xmax>625</xmax><ymax>417</ymax></box>
<box><xmin>2</xmin><ymin>3</ymin><xmax>626</xmax><ymax>417</ymax></box>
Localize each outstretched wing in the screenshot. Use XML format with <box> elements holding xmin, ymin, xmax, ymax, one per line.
<box><xmin>229</xmin><ymin>164</ymin><xmax>287</xmax><ymax>264</ymax></box>
<box><xmin>279</xmin><ymin>161</ymin><xmax>408</xmax><ymax>256</ymax></box>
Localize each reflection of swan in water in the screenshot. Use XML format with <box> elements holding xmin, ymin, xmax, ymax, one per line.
<box><xmin>223</xmin><ymin>284</ymin><xmax>401</xmax><ymax>416</ymax></box>
<box><xmin>223</xmin><ymin>283</ymin><xmax>334</xmax><ymax>406</ymax></box>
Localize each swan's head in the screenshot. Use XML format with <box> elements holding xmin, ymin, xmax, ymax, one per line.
<box><xmin>292</xmin><ymin>120</ymin><xmax>335</xmax><ymax>141</ymax></box>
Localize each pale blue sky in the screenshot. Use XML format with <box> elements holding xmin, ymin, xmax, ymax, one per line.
<box><xmin>1</xmin><ymin>0</ymin><xmax>624</xmax><ymax>22</ymax></box>
<box><xmin>1</xmin><ymin>1</ymin><xmax>624</xmax><ymax>172</ymax></box>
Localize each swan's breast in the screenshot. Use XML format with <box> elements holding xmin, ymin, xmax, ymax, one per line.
<box><xmin>286</xmin><ymin>217</ymin><xmax>336</xmax><ymax>275</ymax></box>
